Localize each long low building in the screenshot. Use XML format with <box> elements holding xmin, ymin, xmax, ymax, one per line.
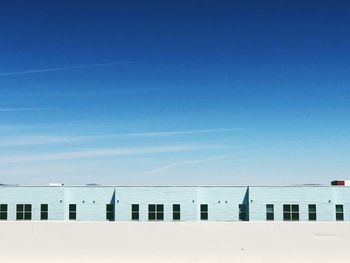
<box><xmin>0</xmin><ymin>181</ymin><xmax>349</xmax><ymax>222</ymax></box>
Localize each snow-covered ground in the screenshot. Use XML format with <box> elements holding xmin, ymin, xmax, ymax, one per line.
<box><xmin>1</xmin><ymin>221</ymin><xmax>349</xmax><ymax>262</ymax></box>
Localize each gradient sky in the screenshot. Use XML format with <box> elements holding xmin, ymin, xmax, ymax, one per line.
<box><xmin>0</xmin><ymin>1</ymin><xmax>349</xmax><ymax>185</ymax></box>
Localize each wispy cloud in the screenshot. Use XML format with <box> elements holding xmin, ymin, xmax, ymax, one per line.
<box><xmin>143</xmin><ymin>155</ymin><xmax>232</xmax><ymax>174</ymax></box>
<box><xmin>0</xmin><ymin>128</ymin><xmax>240</xmax><ymax>147</ymax></box>
<box><xmin>0</xmin><ymin>107</ymin><xmax>54</xmax><ymax>112</ymax></box>
<box><xmin>124</xmin><ymin>128</ymin><xmax>241</xmax><ymax>137</ymax></box>
<box><xmin>0</xmin><ymin>61</ymin><xmax>132</xmax><ymax>77</ymax></box>
<box><xmin>0</xmin><ymin>144</ymin><xmax>222</xmax><ymax>165</ymax></box>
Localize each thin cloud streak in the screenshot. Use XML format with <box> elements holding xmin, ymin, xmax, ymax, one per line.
<box><xmin>0</xmin><ymin>107</ymin><xmax>54</xmax><ymax>112</ymax></box>
<box><xmin>143</xmin><ymin>155</ymin><xmax>232</xmax><ymax>174</ymax></box>
<box><xmin>0</xmin><ymin>61</ymin><xmax>132</xmax><ymax>77</ymax></box>
<box><xmin>0</xmin><ymin>145</ymin><xmax>222</xmax><ymax>164</ymax></box>
<box><xmin>0</xmin><ymin>128</ymin><xmax>240</xmax><ymax>147</ymax></box>
<box><xmin>125</xmin><ymin>128</ymin><xmax>241</xmax><ymax>137</ymax></box>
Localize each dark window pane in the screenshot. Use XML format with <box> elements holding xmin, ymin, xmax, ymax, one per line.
<box><xmin>336</xmin><ymin>213</ymin><xmax>344</xmax><ymax>221</ymax></box>
<box><xmin>69</xmin><ymin>204</ymin><xmax>76</xmax><ymax>212</ymax></box>
<box><xmin>132</xmin><ymin>204</ymin><xmax>139</xmax><ymax>212</ymax></box>
<box><xmin>132</xmin><ymin>212</ymin><xmax>139</xmax><ymax>220</ymax></box>
<box><xmin>201</xmin><ymin>204</ymin><xmax>208</xmax><ymax>212</ymax></box>
<box><xmin>16</xmin><ymin>212</ymin><xmax>24</xmax><ymax>220</ymax></box>
<box><xmin>173</xmin><ymin>204</ymin><xmax>180</xmax><ymax>212</ymax></box>
<box><xmin>69</xmin><ymin>204</ymin><xmax>76</xmax><ymax>220</ymax></box>
<box><xmin>173</xmin><ymin>213</ymin><xmax>180</xmax><ymax>221</ymax></box>
<box><xmin>308</xmin><ymin>205</ymin><xmax>316</xmax><ymax>213</ymax></box>
<box><xmin>69</xmin><ymin>212</ymin><xmax>76</xmax><ymax>220</ymax></box>
<box><xmin>283</xmin><ymin>212</ymin><xmax>291</xmax><ymax>221</ymax></box>
<box><xmin>0</xmin><ymin>213</ymin><xmax>7</xmax><ymax>220</ymax></box>
<box><xmin>292</xmin><ymin>213</ymin><xmax>299</xmax><ymax>221</ymax></box>
<box><xmin>283</xmin><ymin>205</ymin><xmax>290</xmax><ymax>212</ymax></box>
<box><xmin>41</xmin><ymin>212</ymin><xmax>48</xmax><ymax>220</ymax></box>
<box><xmin>157</xmin><ymin>205</ymin><xmax>164</xmax><ymax>212</ymax></box>
<box><xmin>0</xmin><ymin>204</ymin><xmax>7</xmax><ymax>211</ymax></box>
<box><xmin>266</xmin><ymin>204</ymin><xmax>274</xmax><ymax>213</ymax></box>
<box><xmin>24</xmin><ymin>212</ymin><xmax>32</xmax><ymax>220</ymax></box>
<box><xmin>201</xmin><ymin>213</ymin><xmax>208</xmax><ymax>220</ymax></box>
<box><xmin>132</xmin><ymin>204</ymin><xmax>139</xmax><ymax>220</ymax></box>
<box><xmin>17</xmin><ymin>204</ymin><xmax>23</xmax><ymax>211</ymax></box>
<box><xmin>148</xmin><ymin>212</ymin><xmax>156</xmax><ymax>220</ymax></box>
<box><xmin>157</xmin><ymin>212</ymin><xmax>164</xmax><ymax>220</ymax></box>
<box><xmin>173</xmin><ymin>204</ymin><xmax>181</xmax><ymax>221</ymax></box>
<box><xmin>336</xmin><ymin>205</ymin><xmax>343</xmax><ymax>213</ymax></box>
<box><xmin>41</xmin><ymin>204</ymin><xmax>48</xmax><ymax>212</ymax></box>
<box><xmin>149</xmin><ymin>204</ymin><xmax>155</xmax><ymax>212</ymax></box>
<box><xmin>25</xmin><ymin>204</ymin><xmax>31</xmax><ymax>212</ymax></box>
<box><xmin>309</xmin><ymin>213</ymin><xmax>316</xmax><ymax>221</ymax></box>
<box><xmin>292</xmin><ymin>205</ymin><xmax>299</xmax><ymax>212</ymax></box>
<box><xmin>266</xmin><ymin>213</ymin><xmax>274</xmax><ymax>221</ymax></box>
<box><xmin>41</xmin><ymin>204</ymin><xmax>48</xmax><ymax>220</ymax></box>
<box><xmin>0</xmin><ymin>205</ymin><xmax>7</xmax><ymax>221</ymax></box>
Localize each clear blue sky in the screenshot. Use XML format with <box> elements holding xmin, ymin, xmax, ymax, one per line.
<box><xmin>0</xmin><ymin>1</ymin><xmax>349</xmax><ymax>185</ymax></box>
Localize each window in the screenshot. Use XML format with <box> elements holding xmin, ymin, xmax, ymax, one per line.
<box><xmin>336</xmin><ymin>205</ymin><xmax>344</xmax><ymax>221</ymax></box>
<box><xmin>266</xmin><ymin>204</ymin><xmax>274</xmax><ymax>221</ymax></box>
<box><xmin>0</xmin><ymin>204</ymin><xmax>7</xmax><ymax>220</ymax></box>
<box><xmin>283</xmin><ymin>204</ymin><xmax>299</xmax><ymax>221</ymax></box>
<box><xmin>239</xmin><ymin>204</ymin><xmax>247</xmax><ymax>221</ymax></box>
<box><xmin>132</xmin><ymin>204</ymin><xmax>139</xmax><ymax>220</ymax></box>
<box><xmin>69</xmin><ymin>204</ymin><xmax>76</xmax><ymax>220</ymax></box>
<box><xmin>308</xmin><ymin>204</ymin><xmax>317</xmax><ymax>221</ymax></box>
<box><xmin>106</xmin><ymin>204</ymin><xmax>114</xmax><ymax>221</ymax></box>
<box><xmin>16</xmin><ymin>204</ymin><xmax>32</xmax><ymax>220</ymax></box>
<box><xmin>41</xmin><ymin>204</ymin><xmax>48</xmax><ymax>220</ymax></box>
<box><xmin>173</xmin><ymin>204</ymin><xmax>180</xmax><ymax>221</ymax></box>
<box><xmin>148</xmin><ymin>204</ymin><xmax>164</xmax><ymax>221</ymax></box>
<box><xmin>200</xmin><ymin>204</ymin><xmax>208</xmax><ymax>220</ymax></box>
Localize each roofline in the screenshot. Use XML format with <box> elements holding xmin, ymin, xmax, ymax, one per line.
<box><xmin>0</xmin><ymin>184</ymin><xmax>345</xmax><ymax>188</ymax></box>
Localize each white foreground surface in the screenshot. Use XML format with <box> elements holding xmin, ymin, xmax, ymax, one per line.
<box><xmin>1</xmin><ymin>222</ymin><xmax>350</xmax><ymax>262</ymax></box>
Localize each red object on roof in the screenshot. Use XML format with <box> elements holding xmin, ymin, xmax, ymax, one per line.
<box><xmin>331</xmin><ymin>180</ymin><xmax>345</xmax><ymax>186</ymax></box>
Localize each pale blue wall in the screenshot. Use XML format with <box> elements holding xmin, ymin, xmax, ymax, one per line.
<box><xmin>0</xmin><ymin>185</ymin><xmax>349</xmax><ymax>221</ymax></box>
<box><xmin>249</xmin><ymin>186</ymin><xmax>335</xmax><ymax>221</ymax></box>
<box><xmin>0</xmin><ymin>187</ymin><xmax>64</xmax><ymax>220</ymax></box>
<box><xmin>64</xmin><ymin>187</ymin><xmax>115</xmax><ymax>221</ymax></box>
<box><xmin>115</xmin><ymin>186</ymin><xmax>197</xmax><ymax>221</ymax></box>
<box><xmin>197</xmin><ymin>187</ymin><xmax>248</xmax><ymax>221</ymax></box>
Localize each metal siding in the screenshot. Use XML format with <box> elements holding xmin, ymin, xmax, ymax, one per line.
<box><xmin>0</xmin><ymin>187</ymin><xmax>64</xmax><ymax>221</ymax></box>
<box><xmin>0</xmin><ymin>185</ymin><xmax>349</xmax><ymax>221</ymax></box>
<box><xmin>115</xmin><ymin>187</ymin><xmax>198</xmax><ymax>221</ymax></box>
<box><xmin>249</xmin><ymin>187</ymin><xmax>338</xmax><ymax>221</ymax></box>
<box><xmin>197</xmin><ymin>187</ymin><xmax>247</xmax><ymax>221</ymax></box>
<box><xmin>64</xmin><ymin>187</ymin><xmax>115</xmax><ymax>221</ymax></box>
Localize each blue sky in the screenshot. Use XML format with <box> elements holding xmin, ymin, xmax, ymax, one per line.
<box><xmin>0</xmin><ymin>1</ymin><xmax>349</xmax><ymax>185</ymax></box>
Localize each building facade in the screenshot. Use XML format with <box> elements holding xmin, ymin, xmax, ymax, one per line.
<box><xmin>0</xmin><ymin>184</ymin><xmax>349</xmax><ymax>222</ymax></box>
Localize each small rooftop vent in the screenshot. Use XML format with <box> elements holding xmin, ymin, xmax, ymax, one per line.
<box><xmin>331</xmin><ymin>180</ymin><xmax>350</xmax><ymax>186</ymax></box>
<box><xmin>49</xmin><ymin>183</ymin><xmax>64</xmax><ymax>186</ymax></box>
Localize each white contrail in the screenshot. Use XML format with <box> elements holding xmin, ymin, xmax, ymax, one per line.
<box><xmin>0</xmin><ymin>128</ymin><xmax>240</xmax><ymax>147</ymax></box>
<box><xmin>0</xmin><ymin>61</ymin><xmax>132</xmax><ymax>77</ymax></box>
<box><xmin>144</xmin><ymin>155</ymin><xmax>232</xmax><ymax>174</ymax></box>
<box><xmin>0</xmin><ymin>144</ymin><xmax>222</xmax><ymax>165</ymax></box>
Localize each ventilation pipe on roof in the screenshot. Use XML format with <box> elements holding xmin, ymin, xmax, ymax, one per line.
<box><xmin>331</xmin><ymin>180</ymin><xmax>350</xmax><ymax>186</ymax></box>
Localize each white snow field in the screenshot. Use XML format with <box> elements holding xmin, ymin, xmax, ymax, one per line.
<box><xmin>0</xmin><ymin>221</ymin><xmax>349</xmax><ymax>262</ymax></box>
